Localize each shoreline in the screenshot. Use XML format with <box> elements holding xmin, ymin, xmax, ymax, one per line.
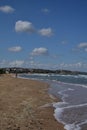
<box><xmin>0</xmin><ymin>74</ymin><xmax>65</xmax><ymax>130</ymax></box>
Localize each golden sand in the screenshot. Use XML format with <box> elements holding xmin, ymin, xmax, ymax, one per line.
<box><xmin>0</xmin><ymin>74</ymin><xmax>65</xmax><ymax>130</ymax></box>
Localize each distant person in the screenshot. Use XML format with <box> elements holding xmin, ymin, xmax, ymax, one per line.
<box><xmin>15</xmin><ymin>69</ymin><xmax>18</xmax><ymax>78</ymax></box>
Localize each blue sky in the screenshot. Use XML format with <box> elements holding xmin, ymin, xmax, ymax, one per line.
<box><xmin>0</xmin><ymin>0</ymin><xmax>87</xmax><ymax>71</ymax></box>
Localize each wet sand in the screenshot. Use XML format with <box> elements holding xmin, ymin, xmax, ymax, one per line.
<box><xmin>0</xmin><ymin>74</ymin><xmax>65</xmax><ymax>130</ymax></box>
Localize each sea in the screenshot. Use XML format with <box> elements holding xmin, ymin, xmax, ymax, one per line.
<box><xmin>19</xmin><ymin>73</ymin><xmax>87</xmax><ymax>130</ymax></box>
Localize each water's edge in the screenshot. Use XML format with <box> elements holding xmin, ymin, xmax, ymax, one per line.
<box><xmin>18</xmin><ymin>74</ymin><xmax>87</xmax><ymax>130</ymax></box>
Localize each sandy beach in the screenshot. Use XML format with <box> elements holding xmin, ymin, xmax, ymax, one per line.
<box><xmin>0</xmin><ymin>74</ymin><xmax>65</xmax><ymax>130</ymax></box>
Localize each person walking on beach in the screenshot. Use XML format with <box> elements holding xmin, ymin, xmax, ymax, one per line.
<box><xmin>15</xmin><ymin>68</ymin><xmax>18</xmax><ymax>78</ymax></box>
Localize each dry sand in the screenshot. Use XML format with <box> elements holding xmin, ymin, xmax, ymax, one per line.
<box><xmin>0</xmin><ymin>74</ymin><xmax>65</xmax><ymax>130</ymax></box>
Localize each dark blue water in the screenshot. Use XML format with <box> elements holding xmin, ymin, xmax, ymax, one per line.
<box><xmin>19</xmin><ymin>73</ymin><xmax>87</xmax><ymax>130</ymax></box>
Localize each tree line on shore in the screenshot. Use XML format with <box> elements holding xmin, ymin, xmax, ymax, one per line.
<box><xmin>0</xmin><ymin>67</ymin><xmax>87</xmax><ymax>75</ymax></box>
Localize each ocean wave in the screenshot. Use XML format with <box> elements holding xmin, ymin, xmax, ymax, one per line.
<box><xmin>64</xmin><ymin>123</ymin><xmax>81</xmax><ymax>130</ymax></box>
<box><xmin>78</xmin><ymin>74</ymin><xmax>87</xmax><ymax>79</ymax></box>
<box><xmin>53</xmin><ymin>102</ymin><xmax>87</xmax><ymax>130</ymax></box>
<box><xmin>18</xmin><ymin>74</ymin><xmax>87</xmax><ymax>130</ymax></box>
<box><xmin>64</xmin><ymin>120</ymin><xmax>87</xmax><ymax>130</ymax></box>
<box><xmin>55</xmin><ymin>80</ymin><xmax>87</xmax><ymax>89</ymax></box>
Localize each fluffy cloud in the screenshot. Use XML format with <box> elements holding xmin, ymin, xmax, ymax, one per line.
<box><xmin>59</xmin><ymin>62</ymin><xmax>83</xmax><ymax>69</ymax></box>
<box><xmin>38</xmin><ymin>28</ymin><xmax>53</xmax><ymax>37</ymax></box>
<box><xmin>85</xmin><ymin>48</ymin><xmax>87</xmax><ymax>52</ymax></box>
<box><xmin>15</xmin><ymin>20</ymin><xmax>35</xmax><ymax>33</ymax></box>
<box><xmin>41</xmin><ymin>8</ymin><xmax>50</xmax><ymax>14</ymax></box>
<box><xmin>0</xmin><ymin>60</ymin><xmax>8</xmax><ymax>67</ymax></box>
<box><xmin>0</xmin><ymin>60</ymin><xmax>24</xmax><ymax>67</ymax></box>
<box><xmin>78</xmin><ymin>42</ymin><xmax>87</xmax><ymax>48</ymax></box>
<box><xmin>15</xmin><ymin>21</ymin><xmax>54</xmax><ymax>37</ymax></box>
<box><xmin>31</xmin><ymin>47</ymin><xmax>49</xmax><ymax>56</ymax></box>
<box><xmin>0</xmin><ymin>5</ymin><xmax>15</xmax><ymax>13</ymax></box>
<box><xmin>77</xmin><ymin>42</ymin><xmax>87</xmax><ymax>52</ymax></box>
<box><xmin>9</xmin><ymin>60</ymin><xmax>24</xmax><ymax>67</ymax></box>
<box><xmin>0</xmin><ymin>59</ymin><xmax>87</xmax><ymax>71</ymax></box>
<box><xmin>8</xmin><ymin>46</ymin><xmax>22</xmax><ymax>52</ymax></box>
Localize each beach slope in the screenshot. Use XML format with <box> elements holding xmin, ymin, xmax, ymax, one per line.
<box><xmin>0</xmin><ymin>74</ymin><xmax>65</xmax><ymax>130</ymax></box>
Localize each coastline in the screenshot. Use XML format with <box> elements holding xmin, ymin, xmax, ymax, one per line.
<box><xmin>0</xmin><ymin>74</ymin><xmax>65</xmax><ymax>130</ymax></box>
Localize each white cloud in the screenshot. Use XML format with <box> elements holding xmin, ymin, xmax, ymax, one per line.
<box><xmin>85</xmin><ymin>48</ymin><xmax>87</xmax><ymax>52</ymax></box>
<box><xmin>0</xmin><ymin>60</ymin><xmax>8</xmax><ymax>67</ymax></box>
<box><xmin>0</xmin><ymin>5</ymin><xmax>15</xmax><ymax>13</ymax></box>
<box><xmin>15</xmin><ymin>20</ymin><xmax>35</xmax><ymax>33</ymax></box>
<box><xmin>59</xmin><ymin>62</ymin><xmax>83</xmax><ymax>69</ymax></box>
<box><xmin>31</xmin><ymin>47</ymin><xmax>49</xmax><ymax>56</ymax></box>
<box><xmin>38</xmin><ymin>28</ymin><xmax>53</xmax><ymax>37</ymax></box>
<box><xmin>29</xmin><ymin>56</ymin><xmax>34</xmax><ymax>60</ymax></box>
<box><xmin>30</xmin><ymin>61</ymin><xmax>35</xmax><ymax>65</ymax></box>
<box><xmin>61</xmin><ymin>40</ymin><xmax>68</xmax><ymax>45</ymax></box>
<box><xmin>42</xmin><ymin>8</ymin><xmax>50</xmax><ymax>14</ymax></box>
<box><xmin>8</xmin><ymin>46</ymin><xmax>22</xmax><ymax>52</ymax></box>
<box><xmin>0</xmin><ymin>60</ymin><xmax>24</xmax><ymax>67</ymax></box>
<box><xmin>77</xmin><ymin>42</ymin><xmax>87</xmax><ymax>52</ymax></box>
<box><xmin>0</xmin><ymin>59</ymin><xmax>87</xmax><ymax>71</ymax></box>
<box><xmin>78</xmin><ymin>42</ymin><xmax>87</xmax><ymax>48</ymax></box>
<box><xmin>9</xmin><ymin>60</ymin><xmax>24</xmax><ymax>67</ymax></box>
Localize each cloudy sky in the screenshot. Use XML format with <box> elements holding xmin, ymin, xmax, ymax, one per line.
<box><xmin>0</xmin><ymin>0</ymin><xmax>87</xmax><ymax>71</ymax></box>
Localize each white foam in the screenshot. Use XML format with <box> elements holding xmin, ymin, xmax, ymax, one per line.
<box><xmin>63</xmin><ymin>102</ymin><xmax>87</xmax><ymax>109</ymax></box>
<box><xmin>80</xmin><ymin>119</ymin><xmax>87</xmax><ymax>125</ymax></box>
<box><xmin>19</xmin><ymin>73</ymin><xmax>87</xmax><ymax>89</ymax></box>
<box><xmin>56</xmin><ymin>80</ymin><xmax>87</xmax><ymax>89</ymax></box>
<box><xmin>58</xmin><ymin>88</ymin><xmax>74</xmax><ymax>95</ymax></box>
<box><xmin>64</xmin><ymin>124</ymin><xmax>81</xmax><ymax>130</ymax></box>
<box><xmin>53</xmin><ymin>105</ymin><xmax>81</xmax><ymax>130</ymax></box>
<box><xmin>53</xmin><ymin>101</ymin><xmax>68</xmax><ymax>108</ymax></box>
<box><xmin>54</xmin><ymin>102</ymin><xmax>87</xmax><ymax>113</ymax></box>
<box><xmin>56</xmin><ymin>74</ymin><xmax>87</xmax><ymax>79</ymax></box>
<box><xmin>54</xmin><ymin>107</ymin><xmax>64</xmax><ymax>118</ymax></box>
<box><xmin>78</xmin><ymin>74</ymin><xmax>87</xmax><ymax>79</ymax></box>
<box><xmin>53</xmin><ymin>101</ymin><xmax>87</xmax><ymax>130</ymax></box>
<box><xmin>64</xmin><ymin>120</ymin><xmax>87</xmax><ymax>130</ymax></box>
<box><xmin>58</xmin><ymin>88</ymin><xmax>75</xmax><ymax>102</ymax></box>
<box><xmin>68</xmin><ymin>88</ymin><xmax>74</xmax><ymax>91</ymax></box>
<box><xmin>81</xmin><ymin>85</ymin><xmax>87</xmax><ymax>88</ymax></box>
<box><xmin>28</xmin><ymin>73</ymin><xmax>50</xmax><ymax>76</ymax></box>
<box><xmin>19</xmin><ymin>73</ymin><xmax>87</xmax><ymax>130</ymax></box>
